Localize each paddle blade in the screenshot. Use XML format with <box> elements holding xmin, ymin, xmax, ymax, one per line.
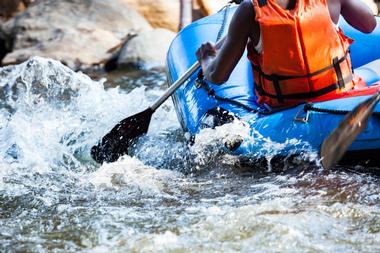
<box><xmin>320</xmin><ymin>92</ymin><xmax>380</xmax><ymax>169</ymax></box>
<box><xmin>91</xmin><ymin>108</ymin><xmax>154</xmax><ymax>164</ymax></box>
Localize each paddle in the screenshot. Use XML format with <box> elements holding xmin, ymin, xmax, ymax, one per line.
<box><xmin>90</xmin><ymin>61</ymin><xmax>200</xmax><ymax>164</ymax></box>
<box><xmin>320</xmin><ymin>91</ymin><xmax>380</xmax><ymax>169</ymax></box>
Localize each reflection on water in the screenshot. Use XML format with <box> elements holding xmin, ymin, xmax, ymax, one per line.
<box><xmin>0</xmin><ymin>57</ymin><xmax>379</xmax><ymax>253</ymax></box>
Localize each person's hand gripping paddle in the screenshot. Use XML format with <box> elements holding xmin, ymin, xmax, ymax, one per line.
<box><xmin>320</xmin><ymin>91</ymin><xmax>380</xmax><ymax>169</ymax></box>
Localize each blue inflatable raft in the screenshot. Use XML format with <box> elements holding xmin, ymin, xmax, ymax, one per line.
<box><xmin>166</xmin><ymin>6</ymin><xmax>380</xmax><ymax>165</ymax></box>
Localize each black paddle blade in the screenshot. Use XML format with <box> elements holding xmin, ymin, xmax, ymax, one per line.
<box><xmin>91</xmin><ymin>108</ymin><xmax>154</xmax><ymax>164</ymax></box>
<box><xmin>320</xmin><ymin>92</ymin><xmax>380</xmax><ymax>169</ymax></box>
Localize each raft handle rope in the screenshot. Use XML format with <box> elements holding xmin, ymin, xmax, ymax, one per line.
<box><xmin>216</xmin><ymin>0</ymin><xmax>243</xmax><ymax>41</ymax></box>
<box><xmin>195</xmin><ymin>71</ymin><xmax>303</xmax><ymax>115</ymax></box>
<box><xmin>196</xmin><ymin>73</ymin><xmax>259</xmax><ymax>113</ymax></box>
<box><xmin>196</xmin><ymin>70</ymin><xmax>380</xmax><ymax>118</ymax></box>
<box><xmin>303</xmin><ymin>102</ymin><xmax>380</xmax><ymax>115</ymax></box>
<box><xmin>216</xmin><ymin>1</ymin><xmax>234</xmax><ymax>41</ymax></box>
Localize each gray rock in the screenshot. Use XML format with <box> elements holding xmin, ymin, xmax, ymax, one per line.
<box><xmin>117</xmin><ymin>28</ymin><xmax>176</xmax><ymax>70</ymax></box>
<box><xmin>1</xmin><ymin>0</ymin><xmax>152</xmax><ymax>70</ymax></box>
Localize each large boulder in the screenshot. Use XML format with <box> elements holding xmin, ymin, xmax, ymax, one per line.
<box><xmin>1</xmin><ymin>0</ymin><xmax>151</xmax><ymax>70</ymax></box>
<box><xmin>196</xmin><ymin>0</ymin><xmax>230</xmax><ymax>16</ymax></box>
<box><xmin>122</xmin><ymin>0</ymin><xmax>180</xmax><ymax>32</ymax></box>
<box><xmin>117</xmin><ymin>28</ymin><xmax>176</xmax><ymax>70</ymax></box>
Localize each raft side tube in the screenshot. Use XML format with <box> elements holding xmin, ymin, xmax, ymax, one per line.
<box><xmin>166</xmin><ymin>7</ymin><xmax>380</xmax><ymax>161</ymax></box>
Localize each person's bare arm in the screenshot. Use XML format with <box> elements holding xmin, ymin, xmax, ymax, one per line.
<box><xmin>195</xmin><ymin>0</ymin><xmax>254</xmax><ymax>84</ymax></box>
<box><xmin>341</xmin><ymin>0</ymin><xmax>376</xmax><ymax>33</ymax></box>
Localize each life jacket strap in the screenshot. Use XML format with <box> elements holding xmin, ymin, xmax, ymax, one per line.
<box><xmin>253</xmin><ymin>52</ymin><xmax>352</xmax><ymax>103</ymax></box>
<box><xmin>255</xmin><ymin>73</ymin><xmax>353</xmax><ymax>100</ymax></box>
<box><xmin>252</xmin><ymin>51</ymin><xmax>350</xmax><ymax>81</ymax></box>
<box><xmin>272</xmin><ymin>77</ymin><xmax>284</xmax><ymax>104</ymax></box>
<box><xmin>333</xmin><ymin>56</ymin><xmax>345</xmax><ymax>89</ymax></box>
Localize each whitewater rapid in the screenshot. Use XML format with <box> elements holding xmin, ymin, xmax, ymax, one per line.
<box><xmin>0</xmin><ymin>57</ymin><xmax>379</xmax><ymax>253</ymax></box>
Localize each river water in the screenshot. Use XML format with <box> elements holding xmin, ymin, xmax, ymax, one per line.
<box><xmin>0</xmin><ymin>57</ymin><xmax>379</xmax><ymax>253</ymax></box>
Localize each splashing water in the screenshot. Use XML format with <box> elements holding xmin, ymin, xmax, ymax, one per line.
<box><xmin>0</xmin><ymin>57</ymin><xmax>380</xmax><ymax>253</ymax></box>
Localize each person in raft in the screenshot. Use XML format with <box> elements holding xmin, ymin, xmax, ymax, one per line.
<box><xmin>195</xmin><ymin>0</ymin><xmax>377</xmax><ymax>108</ymax></box>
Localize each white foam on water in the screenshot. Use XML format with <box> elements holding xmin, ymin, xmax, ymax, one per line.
<box><xmin>0</xmin><ymin>57</ymin><xmax>180</xmax><ymax>175</ymax></box>
<box><xmin>86</xmin><ymin>155</ymin><xmax>182</xmax><ymax>195</ymax></box>
<box><xmin>92</xmin><ymin>177</ymin><xmax>379</xmax><ymax>253</ymax></box>
<box><xmin>1</xmin><ymin>57</ymin><xmax>380</xmax><ymax>253</ymax></box>
<box><xmin>189</xmin><ymin>119</ymin><xmax>250</xmax><ymax>170</ymax></box>
<box><xmin>188</xmin><ymin>118</ymin><xmax>320</xmax><ymax>173</ymax></box>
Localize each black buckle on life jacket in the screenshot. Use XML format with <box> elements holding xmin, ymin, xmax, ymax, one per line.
<box><xmin>333</xmin><ymin>57</ymin><xmax>345</xmax><ymax>89</ymax></box>
<box><xmin>271</xmin><ymin>75</ymin><xmax>284</xmax><ymax>104</ymax></box>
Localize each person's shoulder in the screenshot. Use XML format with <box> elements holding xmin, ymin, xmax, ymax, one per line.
<box><xmin>235</xmin><ymin>0</ymin><xmax>255</xmax><ymax>17</ymax></box>
<box><xmin>240</xmin><ymin>0</ymin><xmax>254</xmax><ymax>9</ymax></box>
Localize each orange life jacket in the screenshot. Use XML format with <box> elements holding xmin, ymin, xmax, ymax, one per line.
<box><xmin>248</xmin><ymin>0</ymin><xmax>356</xmax><ymax>107</ymax></box>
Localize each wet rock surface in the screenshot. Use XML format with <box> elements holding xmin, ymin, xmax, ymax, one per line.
<box><xmin>196</xmin><ymin>0</ymin><xmax>230</xmax><ymax>15</ymax></box>
<box><xmin>117</xmin><ymin>28</ymin><xmax>176</xmax><ymax>70</ymax></box>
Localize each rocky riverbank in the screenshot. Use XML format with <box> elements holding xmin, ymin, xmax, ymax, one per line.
<box><xmin>0</xmin><ymin>0</ymin><xmax>379</xmax><ymax>73</ymax></box>
<box><xmin>0</xmin><ymin>0</ymin><xmax>179</xmax><ymax>72</ymax></box>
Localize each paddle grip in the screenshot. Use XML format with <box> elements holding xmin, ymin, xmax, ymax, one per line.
<box><xmin>151</xmin><ymin>61</ymin><xmax>200</xmax><ymax>111</ymax></box>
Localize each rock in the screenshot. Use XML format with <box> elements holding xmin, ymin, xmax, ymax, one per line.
<box><xmin>117</xmin><ymin>28</ymin><xmax>176</xmax><ymax>70</ymax></box>
<box><xmin>192</xmin><ymin>0</ymin><xmax>206</xmax><ymax>21</ymax></box>
<box><xmin>1</xmin><ymin>0</ymin><xmax>151</xmax><ymax>70</ymax></box>
<box><xmin>179</xmin><ymin>0</ymin><xmax>193</xmax><ymax>30</ymax></box>
<box><xmin>196</xmin><ymin>0</ymin><xmax>230</xmax><ymax>16</ymax></box>
<box><xmin>122</xmin><ymin>0</ymin><xmax>180</xmax><ymax>32</ymax></box>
